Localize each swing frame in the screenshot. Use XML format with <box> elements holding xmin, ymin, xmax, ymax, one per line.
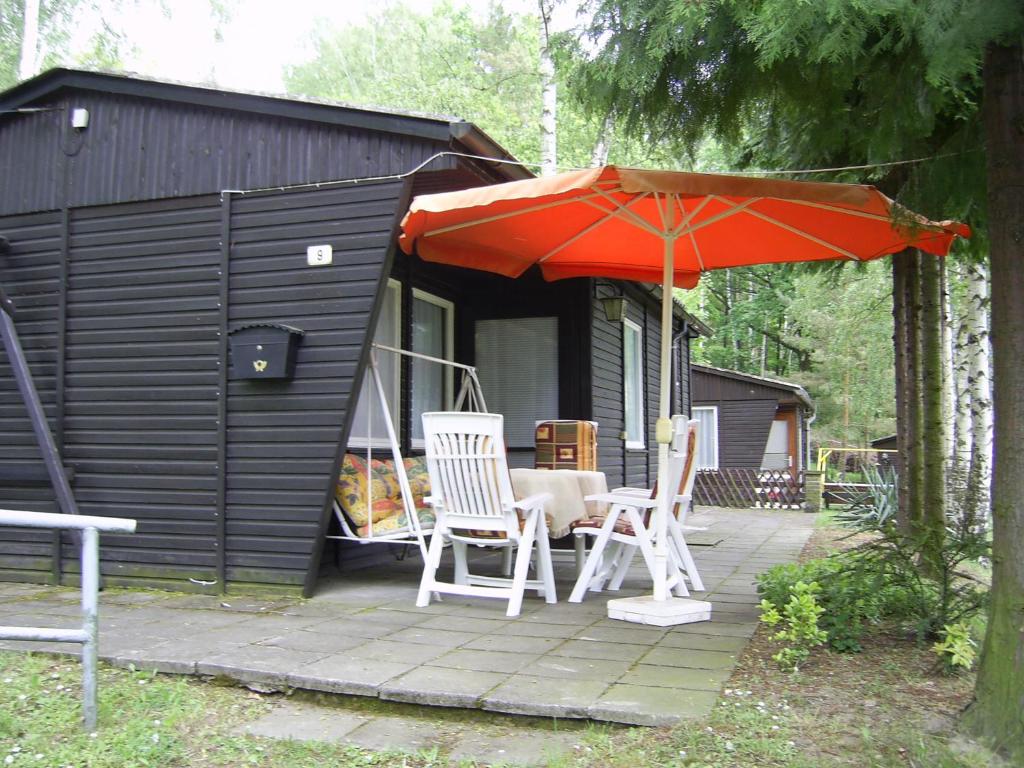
<box><xmin>326</xmin><ymin>343</ymin><xmax>487</xmax><ymax>561</ymax></box>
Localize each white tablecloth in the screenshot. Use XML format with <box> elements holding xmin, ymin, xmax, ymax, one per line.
<box><xmin>509</xmin><ymin>468</ymin><xmax>608</xmax><ymax>538</ymax></box>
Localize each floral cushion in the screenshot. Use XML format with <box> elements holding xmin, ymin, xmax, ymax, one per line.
<box><xmin>357</xmin><ymin>508</ymin><xmax>436</xmax><ymax>538</ymax></box>
<box><xmin>337</xmin><ymin>453</ymin><xmax>434</xmax><ymax>537</ymax></box>
<box><xmin>335</xmin><ymin>454</ymin><xmax>404</xmax><ymax>527</ymax></box>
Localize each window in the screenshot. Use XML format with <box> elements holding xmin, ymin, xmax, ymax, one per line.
<box><xmin>475</xmin><ymin>317</ymin><xmax>558</xmax><ymax>448</ymax></box>
<box><xmin>349</xmin><ymin>280</ymin><xmax>401</xmax><ymax>447</ymax></box>
<box><xmin>623</xmin><ymin>318</ymin><xmax>644</xmax><ymax>449</ymax></box>
<box><xmin>692</xmin><ymin>406</ymin><xmax>719</xmax><ymax>469</ymax></box>
<box><xmin>411</xmin><ymin>289</ymin><xmax>454</xmax><ymax>445</ymax></box>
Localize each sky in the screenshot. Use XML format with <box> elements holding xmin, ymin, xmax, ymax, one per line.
<box><xmin>91</xmin><ymin>0</ymin><xmax>578</xmax><ymax>95</ymax></box>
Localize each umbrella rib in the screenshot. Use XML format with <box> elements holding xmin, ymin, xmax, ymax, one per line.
<box><xmin>786</xmin><ymin>198</ymin><xmax>907</xmax><ymax>225</ymax></box>
<box><xmin>670</xmin><ymin>196</ymin><xmax>706</xmax><ymax>271</ymax></box>
<box><xmin>742</xmin><ymin>207</ymin><xmax>863</xmax><ymax>260</ymax></box>
<box><xmin>419</xmin><ymin>190</ymin><xmax>613</xmax><ymax>238</ymax></box>
<box><xmin>537</xmin><ymin>194</ymin><xmax>651</xmax><ymax>263</ymax></box>
<box><xmin>588</xmin><ymin>186</ymin><xmax>665</xmax><ymax>237</ymax></box>
<box><xmin>675</xmin><ymin>197</ymin><xmax>760</xmax><ymax>238</ymax></box>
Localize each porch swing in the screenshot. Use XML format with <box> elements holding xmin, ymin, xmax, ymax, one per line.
<box><xmin>326</xmin><ymin>343</ymin><xmax>487</xmax><ymax>561</ymax></box>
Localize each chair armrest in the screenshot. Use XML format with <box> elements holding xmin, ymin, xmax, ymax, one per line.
<box><xmin>584</xmin><ymin>492</ymin><xmax>659</xmax><ymax>509</ymax></box>
<box><xmin>611</xmin><ymin>486</ymin><xmax>650</xmax><ymax>496</ymax></box>
<box><xmin>423</xmin><ymin>495</ymin><xmax>444</xmax><ymax>510</ymax></box>
<box><xmin>510</xmin><ymin>492</ymin><xmax>553</xmax><ymax>511</ymax></box>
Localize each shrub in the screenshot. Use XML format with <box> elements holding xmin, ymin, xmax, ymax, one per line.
<box><xmin>932</xmin><ymin>621</ymin><xmax>978</xmax><ymax>672</ymax></box>
<box><xmin>759</xmin><ymin>580</ymin><xmax>828</xmax><ymax>670</ymax></box>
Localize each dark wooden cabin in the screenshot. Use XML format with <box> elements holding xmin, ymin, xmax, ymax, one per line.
<box><xmin>0</xmin><ymin>69</ymin><xmax>701</xmax><ymax>596</ymax></box>
<box><xmin>690</xmin><ymin>364</ymin><xmax>813</xmax><ymax>475</ymax></box>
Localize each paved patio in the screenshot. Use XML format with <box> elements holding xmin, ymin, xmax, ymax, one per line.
<box><xmin>0</xmin><ymin>507</ymin><xmax>813</xmax><ymax>726</ymax></box>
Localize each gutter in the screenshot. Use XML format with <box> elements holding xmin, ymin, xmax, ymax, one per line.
<box><xmin>448</xmin><ymin>121</ymin><xmax>534</xmax><ymax>181</ymax></box>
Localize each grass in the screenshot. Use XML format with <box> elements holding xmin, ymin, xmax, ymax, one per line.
<box><xmin>0</xmin><ymin>517</ymin><xmax>1006</xmax><ymax>767</ymax></box>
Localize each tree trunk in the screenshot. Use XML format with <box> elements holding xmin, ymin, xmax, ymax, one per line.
<box><xmin>919</xmin><ymin>252</ymin><xmax>947</xmax><ymax>572</ymax></box>
<box><xmin>940</xmin><ymin>258</ymin><xmax>956</xmax><ymax>466</ymax></box>
<box><xmin>892</xmin><ymin>253</ymin><xmax>911</xmax><ymax>529</ymax></box>
<box><xmin>590</xmin><ymin>111</ymin><xmax>614</xmax><ymax>167</ymax></box>
<box><xmin>963</xmin><ymin>40</ymin><xmax>1024</xmax><ymax>763</ymax></box>
<box><xmin>952</xmin><ymin>260</ymin><xmax>973</xmax><ymax>478</ymax></box>
<box><xmin>963</xmin><ymin>258</ymin><xmax>992</xmax><ymax>524</ymax></box>
<box><xmin>538</xmin><ymin>1</ymin><xmax>557</xmax><ymax>177</ymax></box>
<box><xmin>902</xmin><ymin>251</ymin><xmax>926</xmax><ymax>536</ymax></box>
<box><xmin>19</xmin><ymin>0</ymin><xmax>41</xmax><ymax>81</ymax></box>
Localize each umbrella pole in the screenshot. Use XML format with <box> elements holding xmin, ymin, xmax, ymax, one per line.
<box><xmin>653</xmin><ymin>234</ymin><xmax>674</xmax><ymax>602</ymax></box>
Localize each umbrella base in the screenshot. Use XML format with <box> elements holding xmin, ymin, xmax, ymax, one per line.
<box><xmin>607</xmin><ymin>595</ymin><xmax>712</xmax><ymax>626</ymax></box>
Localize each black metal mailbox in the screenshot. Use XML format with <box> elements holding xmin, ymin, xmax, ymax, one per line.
<box><xmin>228</xmin><ymin>323</ymin><xmax>304</xmax><ymax>380</ymax></box>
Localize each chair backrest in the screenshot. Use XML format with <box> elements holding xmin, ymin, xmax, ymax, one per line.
<box><xmin>673</xmin><ymin>417</ymin><xmax>700</xmax><ymax>521</ymax></box>
<box><xmin>421</xmin><ymin>412</ymin><xmax>518</xmax><ymax>536</ymax></box>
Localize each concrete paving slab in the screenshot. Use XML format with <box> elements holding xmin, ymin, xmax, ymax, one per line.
<box><xmin>617</xmin><ymin>664</ymin><xmax>730</xmax><ymax>691</ymax></box>
<box><xmin>256</xmin><ymin>631</ymin><xmax>365</xmax><ymax>654</ymax></box>
<box><xmin>589</xmin><ymin>684</ymin><xmax>719</xmax><ymax>726</ymax></box>
<box><xmin>462</xmin><ymin>634</ymin><xmax>562</xmax><ymax>655</ymax></box>
<box><xmin>429</xmin><ymin>648</ymin><xmax>540</xmax><ymax>675</ymax></box>
<box><xmin>528</xmin><ymin>655</ymin><xmax>631</xmax><ymax>681</ymax></box>
<box><xmin>289</xmin><ymin>656</ymin><xmax>416</xmax><ymax>696</ymax></box>
<box><xmin>446</xmin><ymin>728</ymin><xmax>580</xmax><ymax>766</ymax></box>
<box><xmin>481</xmin><ymin>674</ymin><xmax>609</xmax><ymax>718</ymax></box>
<box><xmin>302</xmin><ymin>616</ymin><xmax>415</xmax><ymax>640</ymax></box>
<box><xmin>548</xmin><ymin>639</ymin><xmax>648</xmax><ymax>663</ymax></box>
<box><xmin>385</xmin><ymin>626</ymin><xmax>483</xmax><ymax>648</ymax></box>
<box><xmin>342</xmin><ymin>716</ymin><xmax>444</xmax><ymax>752</ymax></box>
<box><xmin>199</xmin><ymin>645</ymin><xmax>330</xmax><ymax>686</ymax></box>
<box><xmin>419</xmin><ymin>615</ymin><xmax>510</xmax><ymax>634</ymax></box>
<box><xmin>341</xmin><ymin>639</ymin><xmax>450</xmax><ymax>666</ymax></box>
<box><xmin>236</xmin><ymin>700</ymin><xmax>369</xmax><ymax>743</ymax></box>
<box><xmin>658</xmin><ymin>632</ymin><xmax>750</xmax><ymax>652</ymax></box>
<box><xmin>379</xmin><ymin>665</ymin><xmax>508</xmax><ymax>708</ymax></box>
<box><xmin>641</xmin><ymin>646</ymin><xmax>738</xmax><ymax>669</ymax></box>
<box><xmin>492</xmin><ymin>621</ymin><xmax>578</xmax><ymax>639</ymax></box>
<box><xmin>572</xmin><ymin>624</ymin><xmax>668</xmax><ymax>645</ymax></box>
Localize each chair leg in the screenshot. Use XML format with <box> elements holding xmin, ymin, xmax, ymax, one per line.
<box><xmin>534</xmin><ymin>514</ymin><xmax>557</xmax><ymax>604</ymax></box>
<box><xmin>669</xmin><ymin>522</ymin><xmax>705</xmax><ymax>592</ymax></box>
<box><xmin>607</xmin><ymin>544</ymin><xmax>638</xmax><ymax>591</ymax></box>
<box><xmin>452</xmin><ymin>540</ymin><xmax>469</xmax><ymax>585</ymax></box>
<box><xmin>500</xmin><ymin>546</ymin><xmax>513</xmax><ymax>577</ymax></box>
<box><xmin>591</xmin><ymin>540</ymin><xmax>623</xmax><ymax>592</ymax></box>
<box><xmin>507</xmin><ymin>510</ymin><xmax>538</xmax><ymax>617</ymax></box>
<box><xmin>574</xmin><ymin>535</ymin><xmax>586</xmax><ymax>578</ymax></box>
<box><xmin>569</xmin><ymin>508</ymin><xmax>621</xmax><ymax>603</ymax></box>
<box><xmin>416</xmin><ymin>523</ymin><xmax>448</xmax><ymax>608</ymax></box>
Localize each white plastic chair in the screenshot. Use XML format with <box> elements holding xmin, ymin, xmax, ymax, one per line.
<box><xmin>416</xmin><ymin>412</ymin><xmax>556</xmax><ymax>617</ymax></box>
<box><xmin>569</xmin><ymin>416</ymin><xmax>704</xmax><ymax>602</ymax></box>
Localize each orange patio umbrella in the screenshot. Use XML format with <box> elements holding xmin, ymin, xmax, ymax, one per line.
<box><xmin>399</xmin><ymin>164</ymin><xmax>969</xmax><ymax>619</ymax></box>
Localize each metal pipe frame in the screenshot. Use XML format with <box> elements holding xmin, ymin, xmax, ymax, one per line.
<box><xmin>0</xmin><ymin>509</ymin><xmax>136</xmax><ymax>732</ymax></box>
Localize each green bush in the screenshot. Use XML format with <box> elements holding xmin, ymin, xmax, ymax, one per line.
<box><xmin>759</xmin><ymin>580</ymin><xmax>828</xmax><ymax>670</ymax></box>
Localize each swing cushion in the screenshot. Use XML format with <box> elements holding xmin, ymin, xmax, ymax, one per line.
<box><xmin>336</xmin><ymin>454</ymin><xmax>404</xmax><ymax>528</ymax></box>
<box><xmin>336</xmin><ymin>454</ymin><xmax>435</xmax><ymax>536</ymax></box>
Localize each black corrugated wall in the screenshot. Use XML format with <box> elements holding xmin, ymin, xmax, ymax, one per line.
<box><xmin>0</xmin><ymin>179</ymin><xmax>406</xmax><ymax>593</ymax></box>
<box><xmin>0</xmin><ymin>211</ymin><xmax>64</xmax><ymax>582</ymax></box>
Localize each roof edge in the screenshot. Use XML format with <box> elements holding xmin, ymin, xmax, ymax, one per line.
<box><xmin>692</xmin><ymin>363</ymin><xmax>814</xmax><ymax>410</ymax></box>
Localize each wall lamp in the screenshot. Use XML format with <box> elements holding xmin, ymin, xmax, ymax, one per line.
<box><xmin>600</xmin><ymin>295</ymin><xmax>629</xmax><ymax>323</ymax></box>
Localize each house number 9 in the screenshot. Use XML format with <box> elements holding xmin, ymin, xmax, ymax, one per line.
<box><xmin>306</xmin><ymin>244</ymin><xmax>333</xmax><ymax>266</ymax></box>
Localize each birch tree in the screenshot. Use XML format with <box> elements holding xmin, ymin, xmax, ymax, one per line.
<box><xmin>538</xmin><ymin>0</ymin><xmax>557</xmax><ymax>175</ymax></box>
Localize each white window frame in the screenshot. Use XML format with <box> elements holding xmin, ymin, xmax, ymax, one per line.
<box><xmin>410</xmin><ymin>288</ymin><xmax>455</xmax><ymax>449</ymax></box>
<box><xmin>693</xmin><ymin>405</ymin><xmax>719</xmax><ymax>470</ymax></box>
<box><xmin>348</xmin><ymin>279</ymin><xmax>402</xmax><ymax>449</ymax></box>
<box><xmin>623</xmin><ymin>318</ymin><xmax>645</xmax><ymax>450</ymax></box>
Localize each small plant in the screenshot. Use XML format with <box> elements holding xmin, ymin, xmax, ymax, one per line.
<box><xmin>760</xmin><ymin>580</ymin><xmax>828</xmax><ymax>671</ymax></box>
<box><xmin>932</xmin><ymin>621</ymin><xmax>977</xmax><ymax>672</ymax></box>
<box><xmin>834</xmin><ymin>461</ymin><xmax>897</xmax><ymax>530</ymax></box>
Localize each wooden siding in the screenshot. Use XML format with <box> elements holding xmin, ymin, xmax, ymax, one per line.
<box><xmin>0</xmin><ymin>89</ymin><xmax>451</xmax><ymax>216</ymax></box>
<box><xmin>0</xmin><ymin>180</ymin><xmax>406</xmax><ymax>592</ymax></box>
<box><xmin>591</xmin><ymin>282</ymin><xmax>689</xmax><ymax>489</ymax></box>
<box><xmin>226</xmin><ymin>181</ymin><xmax>406</xmax><ymax>591</ymax></box>
<box><xmin>62</xmin><ymin>196</ymin><xmax>222</xmax><ymax>586</ymax></box>
<box><xmin>0</xmin><ymin>210</ymin><xmax>63</xmax><ymax>582</ymax></box>
<box><xmin>693</xmin><ymin>367</ymin><xmax>797</xmax><ymax>403</ymax></box>
<box><xmin>696</xmin><ymin>399</ymin><xmax>778</xmax><ymax>469</ymax></box>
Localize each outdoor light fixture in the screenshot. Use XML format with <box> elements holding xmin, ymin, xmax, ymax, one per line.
<box><xmin>600</xmin><ymin>295</ymin><xmax>628</xmax><ymax>322</ymax></box>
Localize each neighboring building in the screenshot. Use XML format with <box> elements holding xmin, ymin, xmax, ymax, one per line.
<box><xmin>690</xmin><ymin>364</ymin><xmax>814</xmax><ymax>475</ymax></box>
<box><xmin>0</xmin><ymin>69</ymin><xmax>702</xmax><ymax>596</ymax></box>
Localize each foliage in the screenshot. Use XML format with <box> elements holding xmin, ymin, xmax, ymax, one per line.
<box><xmin>834</xmin><ymin>462</ymin><xmax>899</xmax><ymax>530</ymax></box>
<box><xmin>758</xmin><ymin>557</ymin><xmax>899</xmax><ymax>653</ymax></box>
<box><xmin>933</xmin><ymin>621</ymin><xmax>978</xmax><ymax>672</ymax></box>
<box><xmin>759</xmin><ymin>580</ymin><xmax>828</xmax><ymax>670</ymax></box>
<box><xmin>283</xmin><ymin>1</ymin><xmax>693</xmax><ymax>173</ymax></box>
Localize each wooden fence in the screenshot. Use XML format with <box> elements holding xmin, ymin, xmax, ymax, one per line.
<box><xmin>694</xmin><ymin>469</ymin><xmax>805</xmax><ymax>509</ymax></box>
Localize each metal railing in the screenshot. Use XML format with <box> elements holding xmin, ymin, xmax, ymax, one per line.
<box><xmin>0</xmin><ymin>509</ymin><xmax>136</xmax><ymax>731</ymax></box>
